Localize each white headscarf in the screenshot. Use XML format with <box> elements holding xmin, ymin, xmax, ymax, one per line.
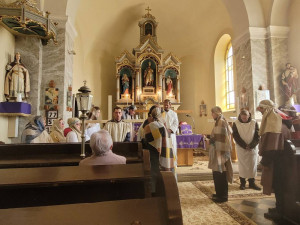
<box><xmin>258</xmin><ymin>100</ymin><xmax>282</xmax><ymax>136</ymax></box>
<box><xmin>67</xmin><ymin>117</ymin><xmax>82</xmax><ymax>142</ymax></box>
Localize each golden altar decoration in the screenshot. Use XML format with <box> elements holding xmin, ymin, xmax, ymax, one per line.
<box><xmin>115</xmin><ymin>7</ymin><xmax>181</xmax><ymax>111</ymax></box>
<box><xmin>0</xmin><ymin>0</ymin><xmax>57</xmax><ymax>45</ymax></box>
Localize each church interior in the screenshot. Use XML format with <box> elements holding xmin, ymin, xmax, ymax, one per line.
<box><xmin>0</xmin><ymin>0</ymin><xmax>300</xmax><ymax>224</ymax></box>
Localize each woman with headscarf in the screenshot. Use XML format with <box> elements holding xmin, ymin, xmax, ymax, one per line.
<box><xmin>66</xmin><ymin>117</ymin><xmax>82</xmax><ymax>143</ymax></box>
<box><xmin>49</xmin><ymin>118</ymin><xmax>66</xmax><ymax>143</ymax></box>
<box><xmin>208</xmin><ymin>106</ymin><xmax>233</xmax><ymax>203</ymax></box>
<box><xmin>232</xmin><ymin>109</ymin><xmax>260</xmax><ymax>190</ymax></box>
<box><xmin>143</xmin><ymin>107</ymin><xmax>175</xmax><ymax>193</ymax></box>
<box><xmin>85</xmin><ymin>106</ymin><xmax>101</xmax><ymax>141</ymax></box>
<box><xmin>21</xmin><ymin>116</ymin><xmax>53</xmax><ymax>143</ymax></box>
<box><xmin>257</xmin><ymin>99</ymin><xmax>291</xmax><ymax>220</ymax></box>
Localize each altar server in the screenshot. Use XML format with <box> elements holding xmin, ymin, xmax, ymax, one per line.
<box><xmin>85</xmin><ymin>106</ymin><xmax>101</xmax><ymax>141</ymax></box>
<box><xmin>21</xmin><ymin>116</ymin><xmax>53</xmax><ymax>143</ymax></box>
<box><xmin>124</xmin><ymin>105</ymin><xmax>137</xmax><ymax>141</ymax></box>
<box><xmin>232</xmin><ymin>109</ymin><xmax>260</xmax><ymax>190</ymax></box>
<box><xmin>104</xmin><ymin>106</ymin><xmax>131</xmax><ymax>142</ymax></box>
<box><xmin>162</xmin><ymin>99</ymin><xmax>178</xmax><ymax>168</ymax></box>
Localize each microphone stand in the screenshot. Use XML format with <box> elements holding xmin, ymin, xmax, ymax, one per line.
<box><xmin>186</xmin><ymin>114</ymin><xmax>195</xmax><ymax>130</ymax></box>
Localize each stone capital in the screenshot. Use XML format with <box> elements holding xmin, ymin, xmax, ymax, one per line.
<box><xmin>267</xmin><ymin>26</ymin><xmax>290</xmax><ymax>39</ymax></box>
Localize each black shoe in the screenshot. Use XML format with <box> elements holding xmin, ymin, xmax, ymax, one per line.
<box><xmin>239</xmin><ymin>177</ymin><xmax>246</xmax><ymax>190</ymax></box>
<box><xmin>264</xmin><ymin>211</ymin><xmax>282</xmax><ymax>220</ymax></box>
<box><xmin>249</xmin><ymin>183</ymin><xmax>261</xmax><ymax>191</ymax></box>
<box><xmin>212</xmin><ymin>194</ymin><xmax>217</xmax><ymax>198</ymax></box>
<box><xmin>212</xmin><ymin>196</ymin><xmax>228</xmax><ymax>203</ymax></box>
<box><xmin>268</xmin><ymin>208</ymin><xmax>277</xmax><ymax>213</ymax></box>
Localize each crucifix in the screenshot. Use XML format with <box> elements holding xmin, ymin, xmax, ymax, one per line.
<box><xmin>145</xmin><ymin>6</ymin><xmax>151</xmax><ymax>15</ymax></box>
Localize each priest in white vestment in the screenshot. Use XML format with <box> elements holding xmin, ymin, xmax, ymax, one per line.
<box><xmin>232</xmin><ymin>109</ymin><xmax>261</xmax><ymax>190</ymax></box>
<box><xmin>104</xmin><ymin>106</ymin><xmax>131</xmax><ymax>142</ymax></box>
<box><xmin>162</xmin><ymin>99</ymin><xmax>179</xmax><ymax>169</ymax></box>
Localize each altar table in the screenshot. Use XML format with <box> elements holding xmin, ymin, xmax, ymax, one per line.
<box><xmin>176</xmin><ymin>134</ymin><xmax>205</xmax><ymax>166</ymax></box>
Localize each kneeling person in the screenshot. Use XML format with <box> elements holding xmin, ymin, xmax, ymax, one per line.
<box><xmin>80</xmin><ymin>130</ymin><xmax>126</xmax><ymax>166</ymax></box>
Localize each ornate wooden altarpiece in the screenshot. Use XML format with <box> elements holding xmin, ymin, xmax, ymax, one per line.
<box><xmin>115</xmin><ymin>8</ymin><xmax>181</xmax><ymax>112</ymax></box>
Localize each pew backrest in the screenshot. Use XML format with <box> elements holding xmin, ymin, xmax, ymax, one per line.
<box><xmin>0</xmin><ymin>171</ymin><xmax>183</xmax><ymax>225</ymax></box>
<box><xmin>0</xmin><ymin>142</ymin><xmax>142</xmax><ymax>168</ymax></box>
<box><xmin>0</xmin><ymin>160</ymin><xmax>151</xmax><ymax>208</ymax></box>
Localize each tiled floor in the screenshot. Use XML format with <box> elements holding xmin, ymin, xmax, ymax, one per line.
<box><xmin>228</xmin><ymin>198</ymin><xmax>296</xmax><ymax>225</ymax></box>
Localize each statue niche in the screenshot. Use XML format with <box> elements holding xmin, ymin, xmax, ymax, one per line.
<box><xmin>145</xmin><ymin>23</ymin><xmax>153</xmax><ymax>35</ymax></box>
<box><xmin>164</xmin><ymin>68</ymin><xmax>177</xmax><ymax>99</ymax></box>
<box><xmin>142</xmin><ymin>59</ymin><xmax>156</xmax><ymax>88</ymax></box>
<box><xmin>119</xmin><ymin>67</ymin><xmax>133</xmax><ymax>99</ymax></box>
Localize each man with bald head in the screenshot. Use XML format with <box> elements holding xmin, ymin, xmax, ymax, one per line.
<box><xmin>79</xmin><ymin>130</ymin><xmax>126</xmax><ymax>166</ymax></box>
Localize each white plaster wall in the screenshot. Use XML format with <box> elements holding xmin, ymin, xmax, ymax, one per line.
<box><xmin>0</xmin><ymin>26</ymin><xmax>15</xmax><ymax>143</ymax></box>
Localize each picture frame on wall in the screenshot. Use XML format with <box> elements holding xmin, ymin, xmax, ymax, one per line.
<box><xmin>200</xmin><ymin>101</ymin><xmax>207</xmax><ymax>117</ymax></box>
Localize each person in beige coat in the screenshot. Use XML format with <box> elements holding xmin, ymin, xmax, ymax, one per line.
<box><xmin>50</xmin><ymin>118</ymin><xmax>66</xmax><ymax>143</ymax></box>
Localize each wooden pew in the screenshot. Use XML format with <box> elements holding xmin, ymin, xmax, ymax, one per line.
<box><xmin>282</xmin><ymin>140</ymin><xmax>300</xmax><ymax>224</ymax></box>
<box><xmin>0</xmin><ymin>171</ymin><xmax>183</xmax><ymax>225</ymax></box>
<box><xmin>0</xmin><ymin>142</ymin><xmax>142</xmax><ymax>168</ymax></box>
<box><xmin>0</xmin><ymin>150</ymin><xmax>151</xmax><ymax>209</ymax></box>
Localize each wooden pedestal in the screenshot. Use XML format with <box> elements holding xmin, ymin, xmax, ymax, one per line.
<box><xmin>177</xmin><ymin>148</ymin><xmax>193</xmax><ymax>166</ymax></box>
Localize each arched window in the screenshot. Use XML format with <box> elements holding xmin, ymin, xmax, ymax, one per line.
<box><xmin>225</xmin><ymin>43</ymin><xmax>235</xmax><ymax>110</ymax></box>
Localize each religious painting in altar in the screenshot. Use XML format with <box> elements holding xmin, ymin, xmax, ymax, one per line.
<box><xmin>114</xmin><ymin>7</ymin><xmax>182</xmax><ymax>111</ymax></box>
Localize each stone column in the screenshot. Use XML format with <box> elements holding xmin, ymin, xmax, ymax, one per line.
<box><xmin>266</xmin><ymin>26</ymin><xmax>290</xmax><ymax>105</ymax></box>
<box><xmin>64</xmin><ymin>20</ymin><xmax>77</xmax><ymax>120</ymax></box>
<box><xmin>135</xmin><ymin>70</ymin><xmax>140</xmax><ymax>102</ymax></box>
<box><xmin>233</xmin><ymin>31</ymin><xmax>255</xmax><ymax>117</ymax></box>
<box><xmin>233</xmin><ymin>27</ymin><xmax>288</xmax><ymax>119</ymax></box>
<box><xmin>12</xmin><ymin>36</ymin><xmax>43</xmax><ymax>143</ymax></box>
<box><xmin>177</xmin><ymin>76</ymin><xmax>181</xmax><ymax>102</ymax></box>
<box><xmin>116</xmin><ymin>74</ymin><xmax>120</xmax><ymax>101</ymax></box>
<box><xmin>162</xmin><ymin>76</ymin><xmax>166</xmax><ymax>101</ymax></box>
<box><xmin>41</xmin><ymin>16</ymin><xmax>68</xmax><ymax>122</ymax></box>
<box><xmin>132</xmin><ymin>77</ymin><xmax>135</xmax><ymax>104</ymax></box>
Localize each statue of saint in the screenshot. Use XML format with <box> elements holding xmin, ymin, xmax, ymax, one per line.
<box><xmin>4</xmin><ymin>52</ymin><xmax>30</xmax><ymax>101</ymax></box>
<box><xmin>122</xmin><ymin>74</ymin><xmax>130</xmax><ymax>94</ymax></box>
<box><xmin>166</xmin><ymin>76</ymin><xmax>173</xmax><ymax>95</ymax></box>
<box><xmin>144</xmin><ymin>61</ymin><xmax>154</xmax><ymax>86</ymax></box>
<box><xmin>239</xmin><ymin>87</ymin><xmax>249</xmax><ymax>110</ymax></box>
<box><xmin>281</xmin><ymin>63</ymin><xmax>299</xmax><ymax>105</ymax></box>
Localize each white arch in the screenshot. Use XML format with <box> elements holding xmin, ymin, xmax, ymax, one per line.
<box><xmin>243</xmin><ymin>0</ymin><xmax>265</xmax><ymax>27</ymax></box>
<box><xmin>221</xmin><ymin>0</ymin><xmax>250</xmax><ymax>36</ymax></box>
<box><xmin>270</xmin><ymin>0</ymin><xmax>291</xmax><ymax>26</ymax></box>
